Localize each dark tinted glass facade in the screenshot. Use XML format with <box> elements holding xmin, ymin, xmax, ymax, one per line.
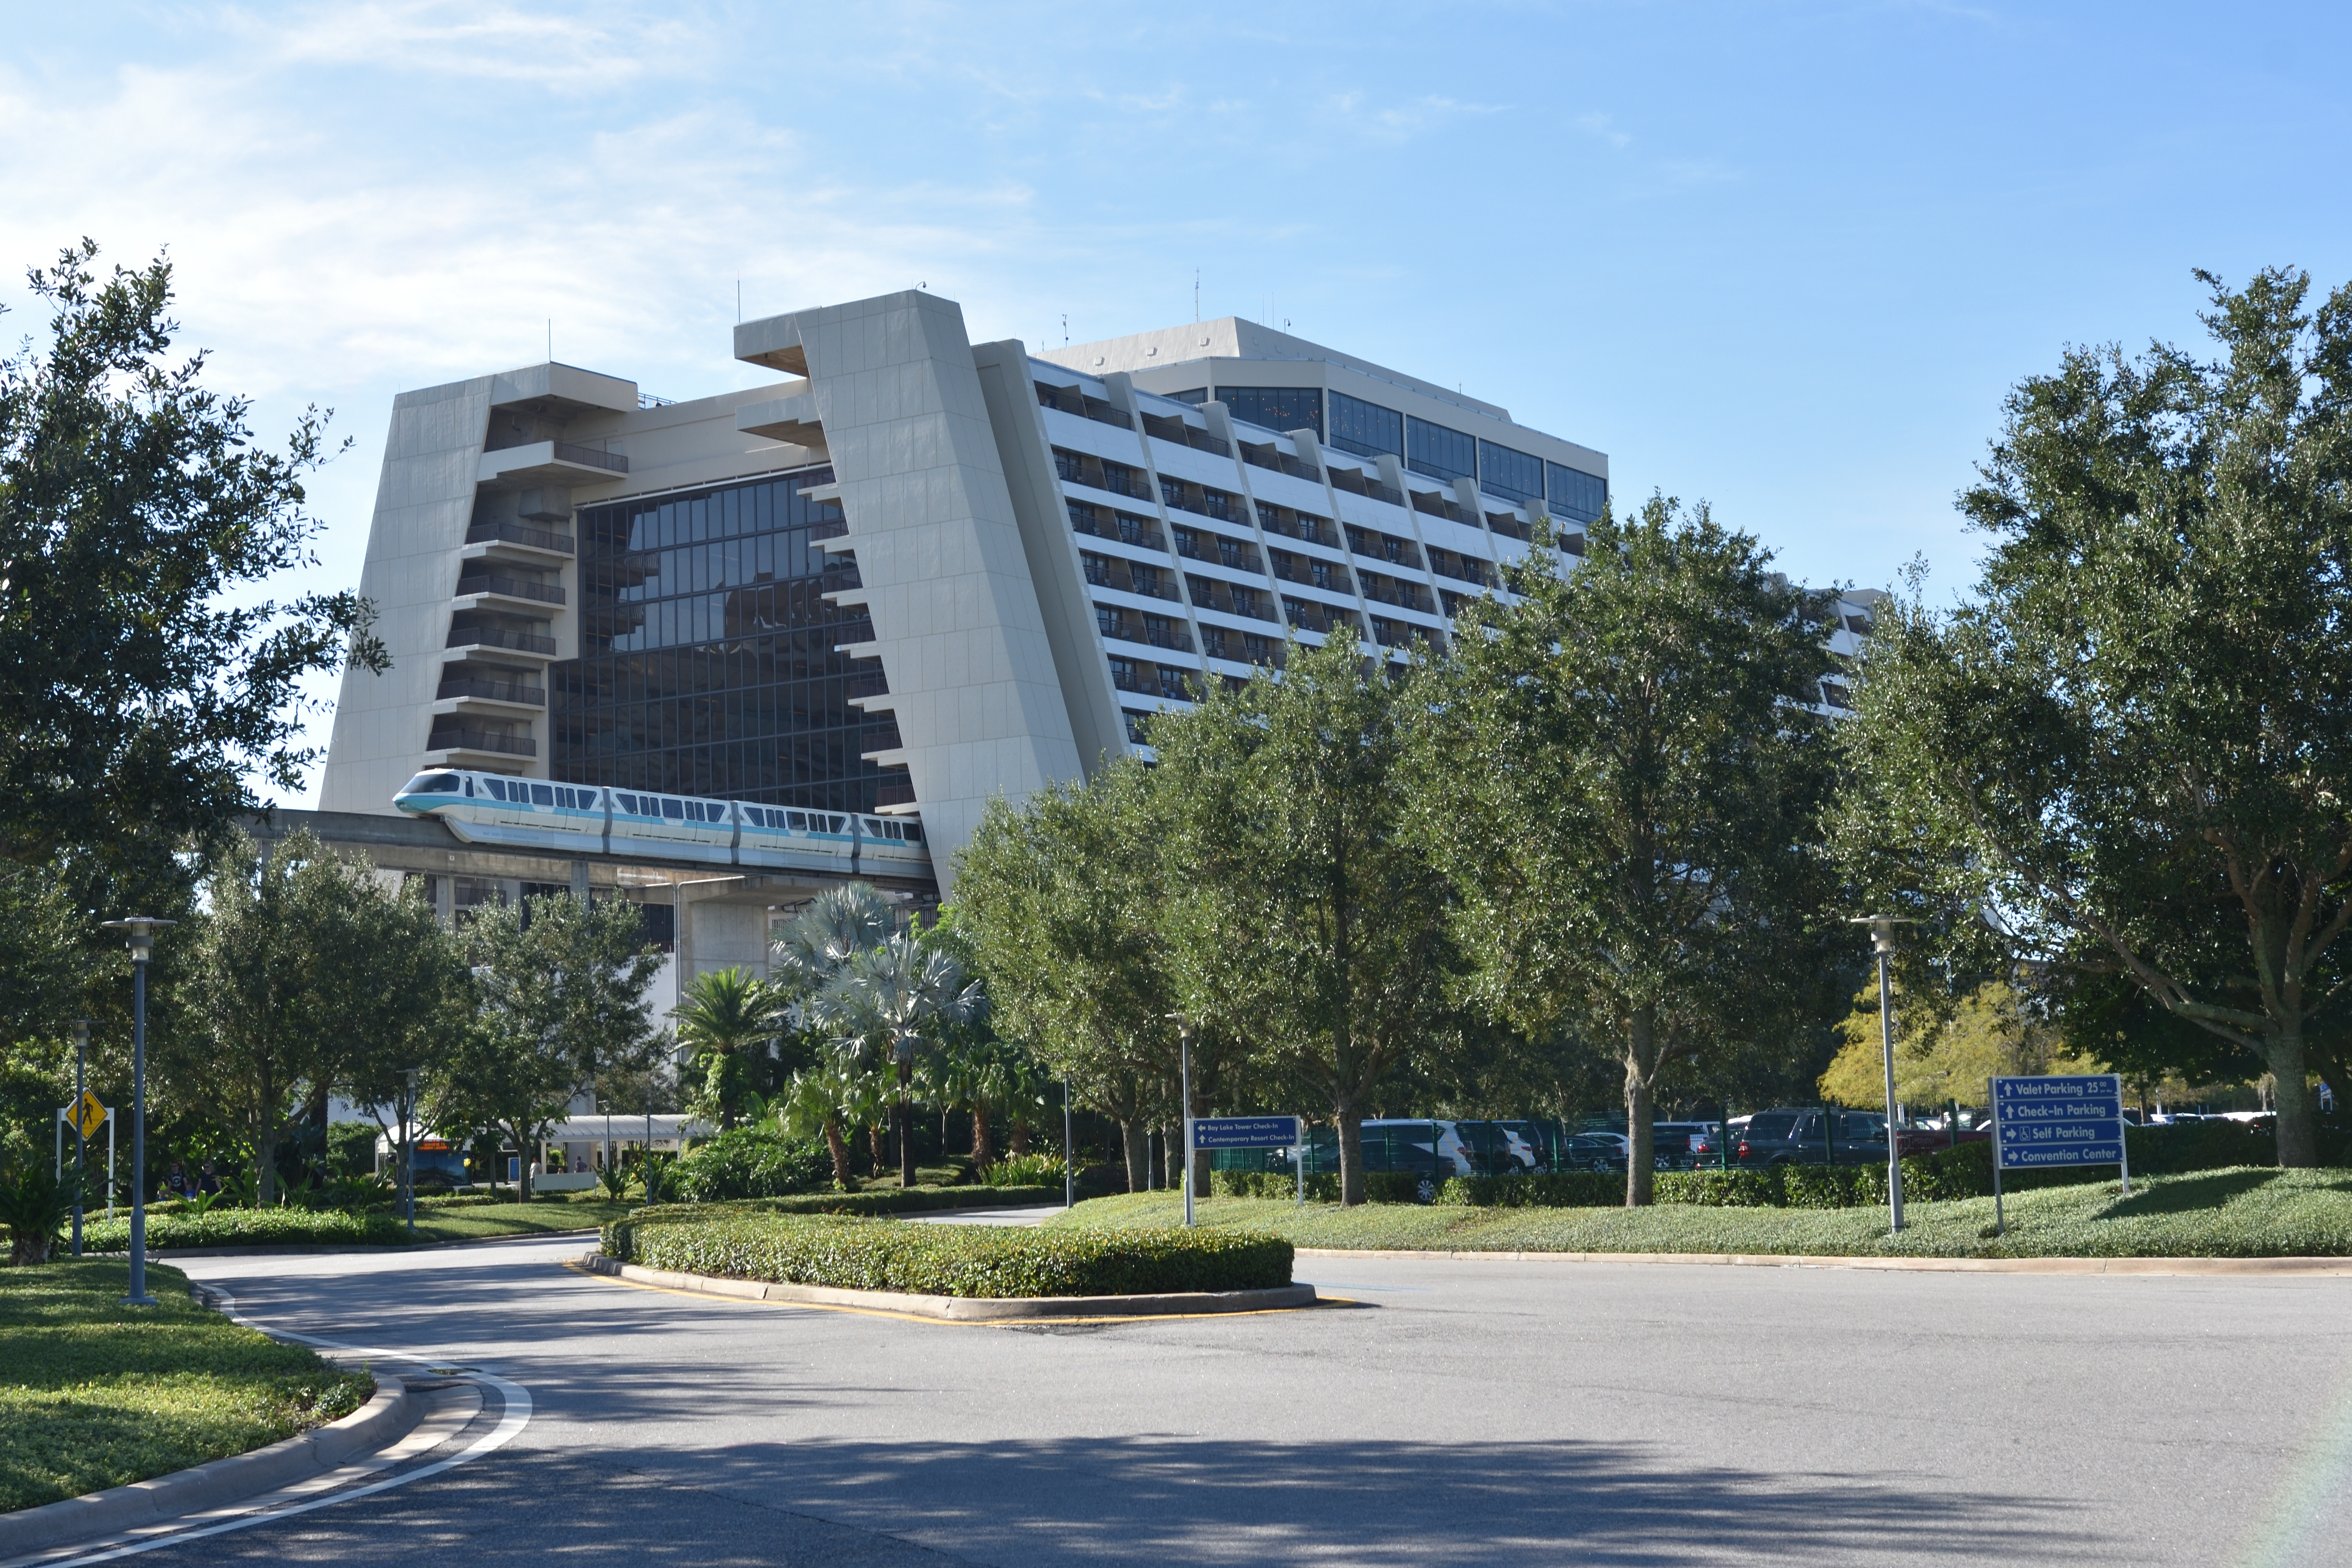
<box><xmin>1220</xmin><ymin>386</ymin><xmax>1324</xmax><ymax>439</ymax></box>
<box><xmin>1328</xmin><ymin>390</ymin><xmax>1402</xmax><ymax>460</ymax></box>
<box><xmin>552</xmin><ymin>466</ymin><xmax>895</xmax><ymax>811</ymax></box>
<box><xmin>1547</xmin><ymin>462</ymin><xmax>1607</xmax><ymax>524</ymax></box>
<box><xmin>1407</xmin><ymin>415</ymin><xmax>1477</xmax><ymax>483</ymax></box>
<box><xmin>1478</xmin><ymin>439</ymin><xmax>1543</xmax><ymax>506</ymax></box>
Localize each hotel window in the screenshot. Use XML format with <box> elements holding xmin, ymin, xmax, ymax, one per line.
<box><xmin>1547</xmin><ymin>463</ymin><xmax>1607</xmax><ymax>524</ymax></box>
<box><xmin>1407</xmin><ymin>416</ymin><xmax>1475</xmax><ymax>485</ymax></box>
<box><xmin>1478</xmin><ymin>440</ymin><xmax>1544</xmax><ymax>507</ymax></box>
<box><xmin>1220</xmin><ymin>387</ymin><xmax>1323</xmax><ymax>439</ymax></box>
<box><xmin>1328</xmin><ymin>391</ymin><xmax>1401</xmax><ymax>461</ymax></box>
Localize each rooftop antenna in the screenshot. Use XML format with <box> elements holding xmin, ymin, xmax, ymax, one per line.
<box><xmin>1194</xmin><ymin>268</ymin><xmax>1200</xmax><ymax>323</ymax></box>
<box><xmin>1062</xmin><ymin>313</ymin><xmax>1068</xmax><ymax>345</ymax></box>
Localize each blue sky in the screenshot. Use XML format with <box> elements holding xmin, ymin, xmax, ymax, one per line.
<box><xmin>6</xmin><ymin>2</ymin><xmax>2350</xmax><ymax>804</ymax></box>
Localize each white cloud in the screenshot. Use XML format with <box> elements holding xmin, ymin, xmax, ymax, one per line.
<box><xmin>1576</xmin><ymin>110</ymin><xmax>1632</xmax><ymax>149</ymax></box>
<box><xmin>228</xmin><ymin>0</ymin><xmax>713</xmax><ymax>91</ymax></box>
<box><xmin>1321</xmin><ymin>91</ymin><xmax>1509</xmax><ymax>145</ymax></box>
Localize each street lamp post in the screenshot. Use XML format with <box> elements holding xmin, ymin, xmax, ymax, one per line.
<box><xmin>70</xmin><ymin>1019</ymin><xmax>95</xmax><ymax>1258</ymax></box>
<box><xmin>1848</xmin><ymin>915</ymin><xmax>1915</xmax><ymax>1235</ymax></box>
<box><xmin>101</xmin><ymin>918</ymin><xmax>176</xmax><ymax>1306</ymax></box>
<box><xmin>1178</xmin><ymin>1022</ymin><xmax>1195</xmax><ymax>1229</ymax></box>
<box><xmin>1062</xmin><ymin>1077</ymin><xmax>1074</xmax><ymax>1212</ymax></box>
<box><xmin>402</xmin><ymin>1067</ymin><xmax>419</xmax><ymax>1236</ymax></box>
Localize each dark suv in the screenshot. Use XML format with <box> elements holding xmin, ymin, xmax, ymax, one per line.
<box><xmin>1735</xmin><ymin>1108</ymin><xmax>1892</xmax><ymax>1167</ymax></box>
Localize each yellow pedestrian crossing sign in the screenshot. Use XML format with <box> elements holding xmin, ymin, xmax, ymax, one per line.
<box><xmin>69</xmin><ymin>1092</ymin><xmax>107</xmax><ymax>1140</ymax></box>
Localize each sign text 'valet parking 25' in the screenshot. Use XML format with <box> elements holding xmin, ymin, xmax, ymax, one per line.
<box><xmin>1990</xmin><ymin>1074</ymin><xmax>2128</xmax><ymax>1170</ymax></box>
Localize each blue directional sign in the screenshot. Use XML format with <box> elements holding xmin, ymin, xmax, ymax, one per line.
<box><xmin>1190</xmin><ymin>1116</ymin><xmax>1302</xmax><ymax>1150</ymax></box>
<box><xmin>1991</xmin><ymin>1074</ymin><xmax>2129</xmax><ymax>1171</ymax></box>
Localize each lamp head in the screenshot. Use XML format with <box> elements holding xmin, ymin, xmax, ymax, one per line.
<box><xmin>1845</xmin><ymin>914</ymin><xmax>1916</xmax><ymax>957</ymax></box>
<box><xmin>101</xmin><ymin>917</ymin><xmax>179</xmax><ymax>962</ymax></box>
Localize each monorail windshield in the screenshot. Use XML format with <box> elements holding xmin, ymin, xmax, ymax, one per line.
<box><xmin>400</xmin><ymin>773</ymin><xmax>462</xmax><ymax>794</ymax></box>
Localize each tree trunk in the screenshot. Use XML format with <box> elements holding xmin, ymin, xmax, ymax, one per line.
<box><xmin>1624</xmin><ymin>1003</ymin><xmax>1659</xmax><ymax>1206</ymax></box>
<box><xmin>2267</xmin><ymin>1031</ymin><xmax>2319</xmax><ymax>1168</ymax></box>
<box><xmin>1007</xmin><ymin>1118</ymin><xmax>1031</xmax><ymax>1156</ymax></box>
<box><xmin>822</xmin><ymin>1115</ymin><xmax>852</xmax><ymax>1189</ymax></box>
<box><xmin>1121</xmin><ymin>1119</ymin><xmax>1149</xmax><ymax>1192</ymax></box>
<box><xmin>868</xmin><ymin>1123</ymin><xmax>886</xmax><ymax>1179</ymax></box>
<box><xmin>972</xmin><ymin>1107</ymin><xmax>994</xmax><ymax>1172</ymax></box>
<box><xmin>1336</xmin><ymin>1105</ymin><xmax>1365</xmax><ymax>1206</ymax></box>
<box><xmin>255</xmin><ymin>1123</ymin><xmax>279</xmax><ymax>1208</ymax></box>
<box><xmin>897</xmin><ymin>1058</ymin><xmax>917</xmax><ymax>1189</ymax></box>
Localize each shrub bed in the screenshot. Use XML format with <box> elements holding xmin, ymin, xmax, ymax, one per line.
<box><xmin>614</xmin><ymin>1211</ymin><xmax>1293</xmax><ymax>1298</ymax></box>
<box><xmin>1210</xmin><ymin>1171</ymin><xmax>1426</xmax><ymax>1202</ymax></box>
<box><xmin>81</xmin><ymin>1208</ymin><xmax>408</xmax><ymax>1251</ymax></box>
<box><xmin>601</xmin><ymin>1184</ymin><xmax>1059</xmax><ymax>1261</ymax></box>
<box><xmin>667</xmin><ymin>1128</ymin><xmax>834</xmax><ymax>1202</ymax></box>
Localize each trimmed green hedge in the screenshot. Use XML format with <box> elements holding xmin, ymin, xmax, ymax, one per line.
<box><xmin>1209</xmin><ymin>1171</ymin><xmax>1428</xmax><ymax>1203</ymax></box>
<box><xmin>81</xmin><ymin>1208</ymin><xmax>408</xmax><ymax>1251</ymax></box>
<box><xmin>614</xmin><ymin>1211</ymin><xmax>1293</xmax><ymax>1298</ymax></box>
<box><xmin>601</xmin><ymin>1184</ymin><xmax>1059</xmax><ymax>1261</ymax></box>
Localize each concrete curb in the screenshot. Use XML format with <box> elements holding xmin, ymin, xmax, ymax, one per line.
<box><xmin>78</xmin><ymin>1227</ymin><xmax>605</xmax><ymax>1260</ymax></box>
<box><xmin>579</xmin><ymin>1253</ymin><xmax>1317</xmax><ymax>1318</ymax></box>
<box><xmin>0</xmin><ymin>1376</ymin><xmax>416</xmax><ymax>1557</ymax></box>
<box><xmin>1292</xmin><ymin>1247</ymin><xmax>2352</xmax><ymax>1276</ymax></box>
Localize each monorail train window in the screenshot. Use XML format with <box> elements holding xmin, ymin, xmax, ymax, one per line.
<box><xmin>788</xmin><ymin>811</ymin><xmax>807</xmax><ymax>830</ymax></box>
<box><xmin>662</xmin><ymin>798</ymin><xmax>684</xmax><ymax>819</ymax></box>
<box><xmin>484</xmin><ymin>777</ymin><xmax>507</xmax><ymax>801</ymax></box>
<box><xmin>531</xmin><ymin>784</ymin><xmax>553</xmax><ymax>806</ymax></box>
<box><xmin>903</xmin><ymin>823</ymin><xmax>923</xmax><ymax>843</ymax></box>
<box><xmin>402</xmin><ymin>773</ymin><xmax>461</xmax><ymax>794</ymax></box>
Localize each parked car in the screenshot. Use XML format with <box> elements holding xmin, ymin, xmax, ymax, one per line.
<box><xmin>1735</xmin><ymin>1108</ymin><xmax>1896</xmax><ymax>1166</ymax></box>
<box><xmin>1560</xmin><ymin>1132</ymin><xmax>1630</xmax><ymax>1172</ymax></box>
<box><xmin>1649</xmin><ymin>1122</ymin><xmax>1718</xmax><ymax>1171</ymax></box>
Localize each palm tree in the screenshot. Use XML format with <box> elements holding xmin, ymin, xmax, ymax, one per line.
<box><xmin>770</xmin><ymin>883</ymin><xmax>899</xmax><ymax>995</ymax></box>
<box><xmin>813</xmin><ymin>933</ymin><xmax>985</xmax><ymax>1188</ymax></box>
<box><xmin>777</xmin><ymin>1055</ymin><xmax>891</xmax><ymax>1189</ymax></box>
<box><xmin>672</xmin><ymin>966</ymin><xmax>781</xmax><ymax>1129</ymax></box>
<box><xmin>935</xmin><ymin>1031</ymin><xmax>1045</xmax><ymax>1172</ymax></box>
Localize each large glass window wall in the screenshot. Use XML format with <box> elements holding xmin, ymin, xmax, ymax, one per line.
<box><xmin>1328</xmin><ymin>391</ymin><xmax>1402</xmax><ymax>460</ymax></box>
<box><xmin>1219</xmin><ymin>386</ymin><xmax>1324</xmax><ymax>439</ymax></box>
<box><xmin>1478</xmin><ymin>440</ymin><xmax>1544</xmax><ymax>507</ymax></box>
<box><xmin>552</xmin><ymin>466</ymin><xmax>894</xmax><ymax>811</ymax></box>
<box><xmin>1547</xmin><ymin>462</ymin><xmax>1608</xmax><ymax>524</ymax></box>
<box><xmin>1407</xmin><ymin>416</ymin><xmax>1477</xmax><ymax>485</ymax></box>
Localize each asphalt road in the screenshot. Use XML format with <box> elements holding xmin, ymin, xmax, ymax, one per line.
<box><xmin>123</xmin><ymin>1236</ymin><xmax>2352</xmax><ymax>1567</ymax></box>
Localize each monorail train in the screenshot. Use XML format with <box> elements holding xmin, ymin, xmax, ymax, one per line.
<box><xmin>392</xmin><ymin>769</ymin><xmax>930</xmax><ymax>877</ymax></box>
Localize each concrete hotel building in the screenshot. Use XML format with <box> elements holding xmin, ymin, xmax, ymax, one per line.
<box><xmin>320</xmin><ymin>289</ymin><xmax>1875</xmax><ymax>904</ymax></box>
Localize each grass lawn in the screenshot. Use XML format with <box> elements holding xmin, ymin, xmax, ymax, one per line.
<box><xmin>0</xmin><ymin>1261</ymin><xmax>373</xmax><ymax>1514</ymax></box>
<box><xmin>1048</xmin><ymin>1166</ymin><xmax>2352</xmax><ymax>1258</ymax></box>
<box><xmin>405</xmin><ymin>1197</ymin><xmax>635</xmax><ymax>1244</ymax></box>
